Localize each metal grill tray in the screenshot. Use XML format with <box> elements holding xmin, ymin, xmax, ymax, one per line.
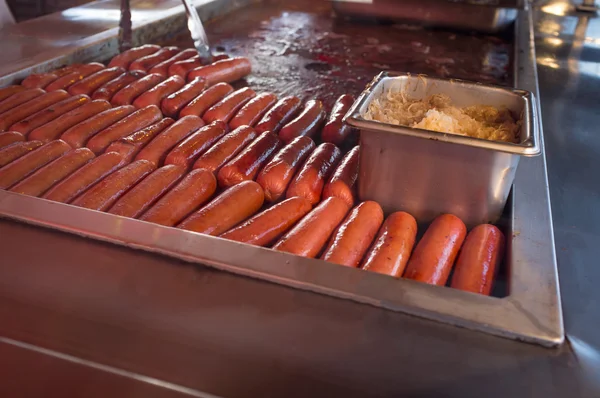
<box><xmin>0</xmin><ymin>9</ymin><xmax>563</xmax><ymax>346</ymax></box>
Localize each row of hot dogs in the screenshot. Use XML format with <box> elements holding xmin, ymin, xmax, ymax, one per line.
<box><xmin>0</xmin><ymin>45</ymin><xmax>504</xmax><ymax>296</ymax></box>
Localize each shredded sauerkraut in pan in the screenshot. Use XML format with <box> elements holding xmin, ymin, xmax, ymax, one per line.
<box><xmin>363</xmin><ymin>91</ymin><xmax>520</xmax><ymax>143</ymax></box>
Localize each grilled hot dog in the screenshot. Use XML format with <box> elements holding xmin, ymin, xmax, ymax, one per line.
<box><xmin>140</xmin><ymin>168</ymin><xmax>216</xmax><ymax>226</ymax></box>
<box><xmin>279</xmin><ymin>99</ymin><xmax>326</xmax><ymax>143</ymax></box>
<box><xmin>403</xmin><ymin>214</ymin><xmax>467</xmax><ymax>286</ymax></box>
<box><xmin>104</xmin><ymin>118</ymin><xmax>175</xmax><ymax>162</ymax></box>
<box><xmin>160</xmin><ymin>77</ymin><xmax>207</xmax><ymax>118</ymax></box>
<box><xmin>0</xmin><ymin>140</ymin><xmax>43</xmax><ymax>168</ymax></box>
<box><xmin>108</xmin><ymin>44</ymin><xmax>161</xmax><ymax>69</ymax></box>
<box><xmin>67</xmin><ymin>67</ymin><xmax>126</xmax><ymax>96</ymax></box>
<box><xmin>164</xmin><ymin>121</ymin><xmax>227</xmax><ymax>169</ymax></box>
<box><xmin>202</xmin><ymin>87</ymin><xmax>256</xmax><ymax>124</ymax></box>
<box><xmin>255</xmin><ymin>96</ymin><xmax>301</xmax><ymax>134</ymax></box>
<box><xmin>0</xmin><ymin>131</ymin><xmax>25</xmax><ymax>149</ymax></box>
<box><xmin>10</xmin><ymin>95</ymin><xmax>90</xmax><ymax>135</ymax></box>
<box><xmin>322</xmin><ymin>145</ymin><xmax>359</xmax><ymax>208</ymax></box>
<box><xmin>60</xmin><ymin>105</ymin><xmax>136</xmax><ymax>148</ymax></box>
<box><xmin>111</xmin><ymin>73</ymin><xmax>165</xmax><ymax>106</ymax></box>
<box><xmin>132</xmin><ymin>75</ymin><xmax>185</xmax><ymax>109</ymax></box>
<box><xmin>229</xmin><ymin>92</ymin><xmax>278</xmax><ymax>130</ymax></box>
<box><xmin>179</xmin><ymin>82</ymin><xmax>233</xmax><ymax>118</ymax></box>
<box><xmin>92</xmin><ymin>71</ymin><xmax>146</xmax><ymax>101</ymax></box>
<box><xmin>321</xmin><ymin>94</ymin><xmax>355</xmax><ymax>145</ymax></box>
<box><xmin>187</xmin><ymin>57</ymin><xmax>252</xmax><ymax>86</ymax></box>
<box><xmin>0</xmin><ymin>90</ymin><xmax>69</xmax><ymax>132</ymax></box>
<box><xmin>192</xmin><ymin>125</ymin><xmax>257</xmax><ymax>173</ymax></box>
<box><xmin>361</xmin><ymin>211</ymin><xmax>418</xmax><ymax>277</ymax></box>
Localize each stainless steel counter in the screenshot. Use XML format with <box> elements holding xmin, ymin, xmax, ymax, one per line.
<box><xmin>0</xmin><ymin>0</ymin><xmax>599</xmax><ymax>397</ymax></box>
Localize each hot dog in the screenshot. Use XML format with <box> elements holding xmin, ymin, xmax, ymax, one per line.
<box><xmin>321</xmin><ymin>201</ymin><xmax>383</xmax><ymax>267</ymax></box>
<box><xmin>221</xmin><ymin>196</ymin><xmax>312</xmax><ymax>247</ymax></box>
<box><xmin>91</xmin><ymin>70</ymin><xmax>146</xmax><ymax>101</ymax></box>
<box><xmin>450</xmin><ymin>224</ymin><xmax>505</xmax><ymax>295</ymax></box>
<box><xmin>140</xmin><ymin>168</ymin><xmax>216</xmax><ymax>226</ymax></box>
<box><xmin>10</xmin><ymin>95</ymin><xmax>90</xmax><ymax>135</ymax></box>
<box><xmin>202</xmin><ymin>87</ymin><xmax>256</xmax><ymax>124</ymax></box>
<box><xmin>135</xmin><ymin>115</ymin><xmax>205</xmax><ymax>166</ymax></box>
<box><xmin>254</xmin><ymin>96</ymin><xmax>301</xmax><ymax>134</ymax></box>
<box><xmin>86</xmin><ymin>105</ymin><xmax>162</xmax><ymax>154</ymax></box>
<box><xmin>179</xmin><ymin>82</ymin><xmax>233</xmax><ymax>118</ymax></box>
<box><xmin>0</xmin><ymin>140</ymin><xmax>71</xmax><ymax>189</ymax></box>
<box><xmin>67</xmin><ymin>67</ymin><xmax>126</xmax><ymax>96</ymax></box>
<box><xmin>0</xmin><ymin>88</ymin><xmax>45</xmax><ymax>115</ymax></box>
<box><xmin>148</xmin><ymin>48</ymin><xmax>198</xmax><ymax>77</ymax></box>
<box><xmin>9</xmin><ymin>148</ymin><xmax>95</xmax><ymax>197</ymax></box>
<box><xmin>45</xmin><ymin>63</ymin><xmax>105</xmax><ymax>91</ymax></box>
<box><xmin>28</xmin><ymin>100</ymin><xmax>112</xmax><ymax>143</ymax></box>
<box><xmin>0</xmin><ymin>85</ymin><xmax>26</xmax><ymax>100</ymax></box>
<box><xmin>104</xmin><ymin>118</ymin><xmax>175</xmax><ymax>162</ymax></box>
<box><xmin>160</xmin><ymin>77</ymin><xmax>207</xmax><ymax>118</ymax></box>
<box><xmin>187</xmin><ymin>57</ymin><xmax>252</xmax><ymax>86</ymax></box>
<box><xmin>178</xmin><ymin>180</ymin><xmax>264</xmax><ymax>235</ymax></box>
<box><xmin>272</xmin><ymin>197</ymin><xmax>350</xmax><ymax>258</ymax></box>
<box><xmin>322</xmin><ymin>145</ymin><xmax>359</xmax><ymax>208</ymax></box>
<box><xmin>21</xmin><ymin>73</ymin><xmax>58</xmax><ymax>89</ymax></box>
<box><xmin>229</xmin><ymin>92</ymin><xmax>277</xmax><ymax>130</ymax></box>
<box><xmin>42</xmin><ymin>151</ymin><xmax>126</xmax><ymax>203</ymax></box>
<box><xmin>217</xmin><ymin>131</ymin><xmax>282</xmax><ymax>188</ymax></box>
<box><xmin>0</xmin><ymin>90</ymin><xmax>70</xmax><ymax>132</ymax></box>
<box><xmin>71</xmin><ymin>159</ymin><xmax>156</xmax><ymax>211</ymax></box>
<box><xmin>129</xmin><ymin>47</ymin><xmax>180</xmax><ymax>72</ymax></box>
<box><xmin>111</xmin><ymin>73</ymin><xmax>165</xmax><ymax>106</ymax></box>
<box><xmin>286</xmin><ymin>142</ymin><xmax>342</xmax><ymax>205</ymax></box>
<box><xmin>60</xmin><ymin>105</ymin><xmax>136</xmax><ymax>148</ymax></box>
<box><xmin>361</xmin><ymin>211</ymin><xmax>418</xmax><ymax>277</ymax></box>
<box><xmin>0</xmin><ymin>131</ymin><xmax>25</xmax><ymax>149</ymax></box>
<box><xmin>164</xmin><ymin>121</ymin><xmax>227</xmax><ymax>169</ymax></box>
<box><xmin>167</xmin><ymin>54</ymin><xmax>229</xmax><ymax>78</ymax></box>
<box><xmin>108</xmin><ymin>44</ymin><xmax>161</xmax><ymax>69</ymax></box>
<box><xmin>132</xmin><ymin>75</ymin><xmax>185</xmax><ymax>109</ymax></box>
<box><xmin>321</xmin><ymin>94</ymin><xmax>355</xmax><ymax>145</ymax></box>
<box><xmin>0</xmin><ymin>141</ymin><xmax>43</xmax><ymax>168</ymax></box>
<box><xmin>256</xmin><ymin>136</ymin><xmax>315</xmax><ymax>202</ymax></box>
<box><xmin>403</xmin><ymin>214</ymin><xmax>467</xmax><ymax>286</ymax></box>
<box><xmin>279</xmin><ymin>99</ymin><xmax>326</xmax><ymax>143</ymax></box>
<box><xmin>52</xmin><ymin>64</ymin><xmax>87</xmax><ymax>77</ymax></box>
<box><xmin>192</xmin><ymin>125</ymin><xmax>257</xmax><ymax>173</ymax></box>
<box><xmin>108</xmin><ymin>164</ymin><xmax>186</xmax><ymax>218</ymax></box>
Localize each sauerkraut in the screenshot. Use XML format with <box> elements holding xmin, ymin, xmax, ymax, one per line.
<box><xmin>363</xmin><ymin>91</ymin><xmax>520</xmax><ymax>143</ymax></box>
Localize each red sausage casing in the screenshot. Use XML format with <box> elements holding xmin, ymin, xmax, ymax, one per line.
<box><xmin>278</xmin><ymin>99</ymin><xmax>326</xmax><ymax>144</ymax></box>
<box><xmin>28</xmin><ymin>100</ymin><xmax>112</xmax><ymax>143</ymax></box>
<box><xmin>149</xmin><ymin>49</ymin><xmax>197</xmax><ymax>77</ymax></box>
<box><xmin>322</xmin><ymin>145</ymin><xmax>359</xmax><ymax>208</ymax></box>
<box><xmin>108</xmin><ymin>164</ymin><xmax>186</xmax><ymax>218</ymax></box>
<box><xmin>104</xmin><ymin>118</ymin><xmax>175</xmax><ymax>162</ymax></box>
<box><xmin>92</xmin><ymin>70</ymin><xmax>146</xmax><ymax>101</ymax></box>
<box><xmin>192</xmin><ymin>125</ymin><xmax>257</xmax><ymax>173</ymax></box>
<box><xmin>0</xmin><ymin>85</ymin><xmax>26</xmax><ymax>100</ymax></box>
<box><xmin>71</xmin><ymin>159</ymin><xmax>156</xmax><ymax>211</ymax></box>
<box><xmin>256</xmin><ymin>136</ymin><xmax>315</xmax><ymax>202</ymax></box>
<box><xmin>229</xmin><ymin>92</ymin><xmax>278</xmax><ymax>130</ymax></box>
<box><xmin>45</xmin><ymin>63</ymin><xmax>105</xmax><ymax>91</ymax></box>
<box><xmin>132</xmin><ymin>75</ymin><xmax>186</xmax><ymax>109</ymax></box>
<box><xmin>160</xmin><ymin>77</ymin><xmax>207</xmax><ymax>118</ymax></box>
<box><xmin>164</xmin><ymin>121</ymin><xmax>227</xmax><ymax>169</ymax></box>
<box><xmin>0</xmin><ymin>88</ymin><xmax>45</xmax><ymax>115</ymax></box>
<box><xmin>321</xmin><ymin>201</ymin><xmax>384</xmax><ymax>267</ymax></box>
<box><xmin>221</xmin><ymin>196</ymin><xmax>313</xmax><ymax>247</ymax></box>
<box><xmin>60</xmin><ymin>105</ymin><xmax>136</xmax><ymax>149</ymax></box>
<box><xmin>128</xmin><ymin>47</ymin><xmax>180</xmax><ymax>72</ymax></box>
<box><xmin>361</xmin><ymin>211</ymin><xmax>418</xmax><ymax>277</ymax></box>
<box><xmin>286</xmin><ymin>142</ymin><xmax>342</xmax><ymax>205</ymax></box>
<box><xmin>202</xmin><ymin>87</ymin><xmax>256</xmax><ymax>124</ymax></box>
<box><xmin>9</xmin><ymin>148</ymin><xmax>95</xmax><ymax>197</ymax></box>
<box><xmin>0</xmin><ymin>90</ymin><xmax>69</xmax><ymax>132</ymax></box>
<box><xmin>321</xmin><ymin>94</ymin><xmax>355</xmax><ymax>145</ymax></box>
<box><xmin>67</xmin><ymin>67</ymin><xmax>126</xmax><ymax>96</ymax></box>
<box><xmin>0</xmin><ymin>131</ymin><xmax>25</xmax><ymax>149</ymax></box>
<box><xmin>0</xmin><ymin>140</ymin><xmax>71</xmax><ymax>189</ymax></box>
<box><xmin>187</xmin><ymin>57</ymin><xmax>252</xmax><ymax>86</ymax></box>
<box><xmin>179</xmin><ymin>83</ymin><xmax>233</xmax><ymax>118</ymax></box>
<box><xmin>217</xmin><ymin>131</ymin><xmax>282</xmax><ymax>188</ymax></box>
<box><xmin>108</xmin><ymin>45</ymin><xmax>161</xmax><ymax>69</ymax></box>
<box><xmin>111</xmin><ymin>73</ymin><xmax>165</xmax><ymax>106</ymax></box>
<box><xmin>86</xmin><ymin>105</ymin><xmax>162</xmax><ymax>154</ymax></box>
<box><xmin>135</xmin><ymin>115</ymin><xmax>205</xmax><ymax>166</ymax></box>
<box><xmin>0</xmin><ymin>141</ymin><xmax>44</xmax><ymax>168</ymax></box>
<box><xmin>9</xmin><ymin>95</ymin><xmax>90</xmax><ymax>135</ymax></box>
<box><xmin>178</xmin><ymin>180</ymin><xmax>264</xmax><ymax>236</ymax></box>
<box><xmin>403</xmin><ymin>214</ymin><xmax>467</xmax><ymax>286</ymax></box>
<box><xmin>272</xmin><ymin>197</ymin><xmax>350</xmax><ymax>258</ymax></box>
<box><xmin>42</xmin><ymin>151</ymin><xmax>127</xmax><ymax>203</ymax></box>
<box><xmin>140</xmin><ymin>168</ymin><xmax>216</xmax><ymax>226</ymax></box>
<box><xmin>254</xmin><ymin>96</ymin><xmax>301</xmax><ymax>134</ymax></box>
<box><xmin>450</xmin><ymin>224</ymin><xmax>505</xmax><ymax>295</ymax></box>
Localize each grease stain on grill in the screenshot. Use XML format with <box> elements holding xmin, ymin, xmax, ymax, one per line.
<box><xmin>304</xmin><ymin>62</ymin><xmax>332</xmax><ymax>72</ymax></box>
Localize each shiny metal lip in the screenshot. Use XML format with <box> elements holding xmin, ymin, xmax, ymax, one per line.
<box><xmin>345</xmin><ymin>71</ymin><xmax>541</xmax><ymax>156</ymax></box>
